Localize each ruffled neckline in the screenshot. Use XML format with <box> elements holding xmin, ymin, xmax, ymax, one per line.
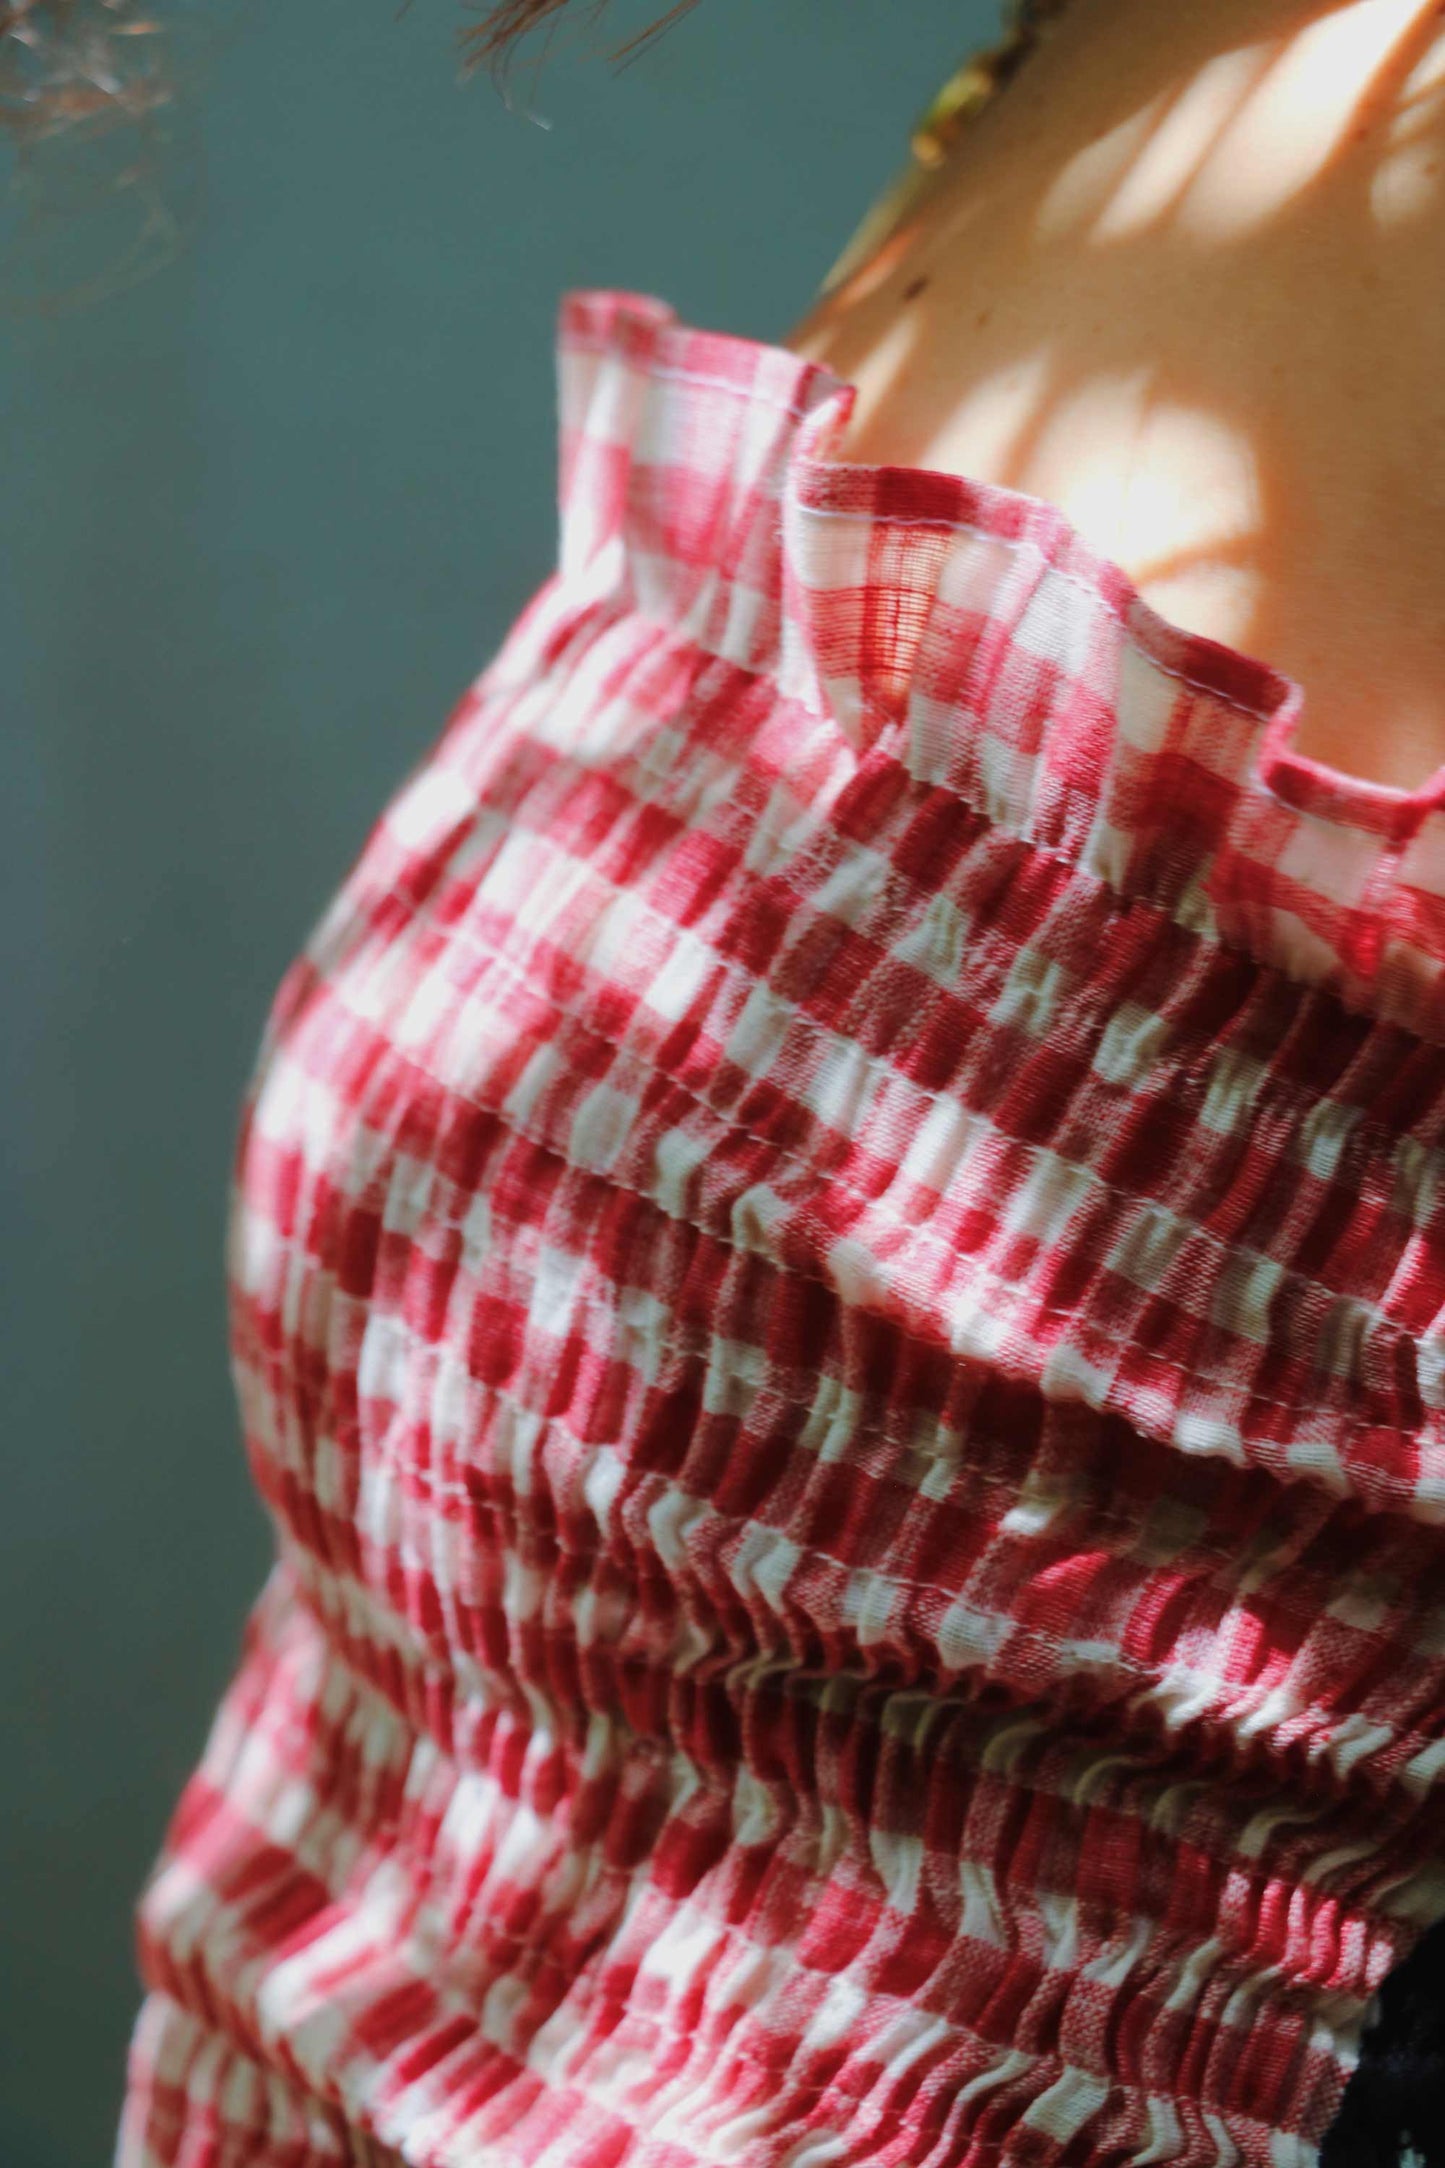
<box><xmin>554</xmin><ymin>288</ymin><xmax>1445</xmax><ymax>1044</ymax></box>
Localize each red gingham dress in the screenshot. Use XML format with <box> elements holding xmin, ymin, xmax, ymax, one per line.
<box><xmin>117</xmin><ymin>289</ymin><xmax>1445</xmax><ymax>2168</ymax></box>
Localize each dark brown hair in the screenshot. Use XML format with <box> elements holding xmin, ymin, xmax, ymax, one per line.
<box><xmin>466</xmin><ymin>0</ymin><xmax>703</xmax><ymax>80</ymax></box>
<box><xmin>0</xmin><ymin>0</ymin><xmax>698</xmax><ymax>152</ymax></box>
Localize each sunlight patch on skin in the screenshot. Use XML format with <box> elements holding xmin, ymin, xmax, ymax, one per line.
<box><xmin>1372</xmin><ymin>128</ymin><xmax>1445</xmax><ymax>218</ymax></box>
<box><xmin>1399</xmin><ymin>23</ymin><xmax>1445</xmax><ymax>100</ymax></box>
<box><xmin>1180</xmin><ymin>0</ymin><xmax>1432</xmax><ymax>240</ymax></box>
<box><xmin>1037</xmin><ymin>0</ymin><xmax>1445</xmax><ymax>249</ymax></box>
<box><xmin>907</xmin><ymin>349</ymin><xmax>1057</xmax><ymax>486</ymax></box>
<box><xmin>829</xmin><ymin>303</ymin><xmax>1058</xmax><ymax>483</ymax></box>
<box><xmin>1030</xmin><ymin>94</ymin><xmax>1178</xmax><ymax>243</ymax></box>
<box><xmin>831</xmin><ymin>308</ymin><xmax>926</xmax><ymax>449</ymax></box>
<box><xmin>1373</xmin><ymin>39</ymin><xmax>1445</xmax><ymax>222</ymax></box>
<box><xmin>1093</xmin><ymin>50</ymin><xmax>1276</xmax><ymax>245</ymax></box>
<box><xmin>1018</xmin><ymin>372</ymin><xmax>1265</xmax><ymax>639</ymax></box>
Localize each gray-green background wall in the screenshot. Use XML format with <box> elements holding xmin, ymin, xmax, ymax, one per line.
<box><xmin>3</xmin><ymin>3</ymin><xmax>994</xmax><ymax>2159</ymax></box>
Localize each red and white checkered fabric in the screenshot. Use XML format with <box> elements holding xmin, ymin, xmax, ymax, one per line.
<box><xmin>117</xmin><ymin>290</ymin><xmax>1445</xmax><ymax>2168</ymax></box>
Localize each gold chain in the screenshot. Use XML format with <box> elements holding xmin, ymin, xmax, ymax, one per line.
<box><xmin>910</xmin><ymin>0</ymin><xmax>1074</xmax><ymax>167</ymax></box>
<box><xmin>815</xmin><ymin>0</ymin><xmax>1073</xmax><ymax>298</ymax></box>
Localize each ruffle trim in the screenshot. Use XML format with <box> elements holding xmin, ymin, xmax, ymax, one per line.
<box><xmin>552</xmin><ymin>289</ymin><xmax>1445</xmax><ymax>1048</ymax></box>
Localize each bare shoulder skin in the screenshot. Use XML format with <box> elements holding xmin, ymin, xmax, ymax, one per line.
<box><xmin>785</xmin><ymin>0</ymin><xmax>1445</xmax><ymax>792</ymax></box>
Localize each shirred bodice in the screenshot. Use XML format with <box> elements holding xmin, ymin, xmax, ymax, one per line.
<box><xmin>117</xmin><ymin>289</ymin><xmax>1445</xmax><ymax>2168</ymax></box>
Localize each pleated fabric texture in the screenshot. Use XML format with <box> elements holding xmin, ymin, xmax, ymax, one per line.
<box><xmin>116</xmin><ymin>289</ymin><xmax>1445</xmax><ymax>2168</ymax></box>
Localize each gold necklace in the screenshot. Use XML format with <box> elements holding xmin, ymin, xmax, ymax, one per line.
<box><xmin>816</xmin><ymin>0</ymin><xmax>1072</xmax><ymax>299</ymax></box>
<box><xmin>911</xmin><ymin>0</ymin><xmax>1073</xmax><ymax>167</ymax></box>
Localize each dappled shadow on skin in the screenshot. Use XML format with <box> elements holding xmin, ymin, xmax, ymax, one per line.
<box><xmin>784</xmin><ymin>0</ymin><xmax>1445</xmax><ymax>793</ymax></box>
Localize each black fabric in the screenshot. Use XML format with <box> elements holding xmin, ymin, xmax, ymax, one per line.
<box><xmin>1319</xmin><ymin>1917</ymin><xmax>1445</xmax><ymax>2167</ymax></box>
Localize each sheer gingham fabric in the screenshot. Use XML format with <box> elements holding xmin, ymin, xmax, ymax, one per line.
<box><xmin>117</xmin><ymin>290</ymin><xmax>1445</xmax><ymax>2168</ymax></box>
